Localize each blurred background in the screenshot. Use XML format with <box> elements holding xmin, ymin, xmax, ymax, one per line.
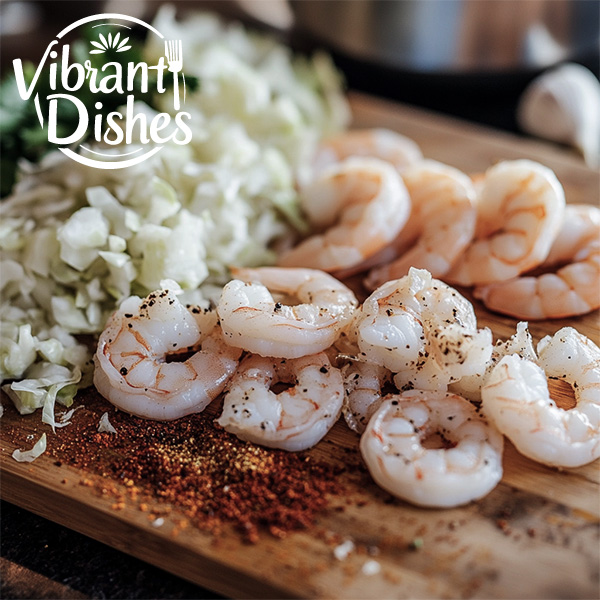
<box><xmin>1</xmin><ymin>0</ymin><xmax>599</xmax><ymax>132</ymax></box>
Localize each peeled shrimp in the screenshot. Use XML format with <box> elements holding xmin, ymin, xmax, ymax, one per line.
<box><xmin>450</xmin><ymin>321</ymin><xmax>537</xmax><ymax>401</ymax></box>
<box><xmin>313</xmin><ymin>128</ymin><xmax>422</xmax><ymax>175</ymax></box>
<box><xmin>343</xmin><ymin>361</ymin><xmax>393</xmax><ymax>434</ymax></box>
<box><xmin>278</xmin><ymin>157</ymin><xmax>411</xmax><ymax>272</ymax></box>
<box><xmin>360</xmin><ymin>392</ymin><xmax>504</xmax><ymax>508</ymax></box>
<box><xmin>217</xmin><ymin>267</ymin><xmax>358</xmax><ymax>359</ymax></box>
<box><xmin>365</xmin><ymin>160</ymin><xmax>477</xmax><ymax>288</ymax></box>
<box><xmin>474</xmin><ymin>204</ymin><xmax>600</xmax><ymax>319</ymax></box>
<box><xmin>355</xmin><ymin>268</ymin><xmax>492</xmax><ymax>391</ymax></box>
<box><xmin>481</xmin><ymin>327</ymin><xmax>600</xmax><ymax>468</ymax></box>
<box><xmin>217</xmin><ymin>352</ymin><xmax>344</xmax><ymax>451</ymax></box>
<box><xmin>94</xmin><ymin>284</ymin><xmax>241</xmax><ymax>420</ymax></box>
<box><xmin>446</xmin><ymin>159</ymin><xmax>565</xmax><ymax>286</ymax></box>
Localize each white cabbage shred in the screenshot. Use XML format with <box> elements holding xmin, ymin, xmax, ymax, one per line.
<box><xmin>98</xmin><ymin>412</ymin><xmax>117</xmax><ymax>434</ymax></box>
<box><xmin>12</xmin><ymin>433</ymin><xmax>47</xmax><ymax>462</ymax></box>
<box><xmin>0</xmin><ymin>7</ymin><xmax>350</xmax><ymax>426</ymax></box>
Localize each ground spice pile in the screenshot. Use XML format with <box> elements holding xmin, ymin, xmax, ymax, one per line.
<box><xmin>45</xmin><ymin>396</ymin><xmax>347</xmax><ymax>542</ymax></box>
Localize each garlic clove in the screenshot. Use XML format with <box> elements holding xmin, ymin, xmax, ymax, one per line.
<box><xmin>517</xmin><ymin>63</ymin><xmax>600</xmax><ymax>168</ymax></box>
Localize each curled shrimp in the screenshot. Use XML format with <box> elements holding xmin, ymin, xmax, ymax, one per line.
<box><xmin>365</xmin><ymin>160</ymin><xmax>477</xmax><ymax>288</ymax></box>
<box><xmin>94</xmin><ymin>284</ymin><xmax>241</xmax><ymax>421</ymax></box>
<box><xmin>217</xmin><ymin>267</ymin><xmax>358</xmax><ymax>359</ymax></box>
<box><xmin>313</xmin><ymin>128</ymin><xmax>423</xmax><ymax>174</ymax></box>
<box><xmin>355</xmin><ymin>268</ymin><xmax>492</xmax><ymax>392</ymax></box>
<box><xmin>217</xmin><ymin>352</ymin><xmax>344</xmax><ymax>451</ymax></box>
<box><xmin>278</xmin><ymin>157</ymin><xmax>411</xmax><ymax>272</ymax></box>
<box><xmin>446</xmin><ymin>159</ymin><xmax>566</xmax><ymax>286</ymax></box>
<box><xmin>450</xmin><ymin>321</ymin><xmax>537</xmax><ymax>402</ymax></box>
<box><xmin>343</xmin><ymin>361</ymin><xmax>393</xmax><ymax>434</ymax></box>
<box><xmin>481</xmin><ymin>327</ymin><xmax>600</xmax><ymax>468</ymax></box>
<box><xmin>474</xmin><ymin>204</ymin><xmax>600</xmax><ymax>319</ymax></box>
<box><xmin>360</xmin><ymin>392</ymin><xmax>504</xmax><ymax>508</ymax></box>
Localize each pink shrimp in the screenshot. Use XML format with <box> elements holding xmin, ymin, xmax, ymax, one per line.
<box><xmin>474</xmin><ymin>204</ymin><xmax>600</xmax><ymax>319</ymax></box>
<box><xmin>313</xmin><ymin>128</ymin><xmax>423</xmax><ymax>174</ymax></box>
<box><xmin>445</xmin><ymin>159</ymin><xmax>565</xmax><ymax>286</ymax></box>
<box><xmin>365</xmin><ymin>160</ymin><xmax>477</xmax><ymax>288</ymax></box>
<box><xmin>278</xmin><ymin>157</ymin><xmax>411</xmax><ymax>272</ymax></box>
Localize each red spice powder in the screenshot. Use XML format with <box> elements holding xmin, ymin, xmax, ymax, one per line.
<box><xmin>41</xmin><ymin>393</ymin><xmax>348</xmax><ymax>543</ymax></box>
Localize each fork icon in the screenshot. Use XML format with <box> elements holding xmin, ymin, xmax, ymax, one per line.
<box><xmin>165</xmin><ymin>40</ymin><xmax>183</xmax><ymax>110</ymax></box>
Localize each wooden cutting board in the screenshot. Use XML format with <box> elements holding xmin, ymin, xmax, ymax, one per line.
<box><xmin>2</xmin><ymin>92</ymin><xmax>599</xmax><ymax>600</ymax></box>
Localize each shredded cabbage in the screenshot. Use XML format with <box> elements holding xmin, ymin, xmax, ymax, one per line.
<box><xmin>0</xmin><ymin>8</ymin><xmax>350</xmax><ymax>426</ymax></box>
<box><xmin>98</xmin><ymin>412</ymin><xmax>117</xmax><ymax>434</ymax></box>
<box><xmin>12</xmin><ymin>433</ymin><xmax>47</xmax><ymax>462</ymax></box>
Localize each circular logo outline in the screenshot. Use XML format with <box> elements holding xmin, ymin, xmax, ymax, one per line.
<box><xmin>52</xmin><ymin>13</ymin><xmax>172</xmax><ymax>170</ymax></box>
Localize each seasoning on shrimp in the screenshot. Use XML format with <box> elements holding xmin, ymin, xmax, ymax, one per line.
<box><xmin>217</xmin><ymin>267</ymin><xmax>358</xmax><ymax>359</ymax></box>
<box><xmin>446</xmin><ymin>159</ymin><xmax>566</xmax><ymax>286</ymax></box>
<box><xmin>355</xmin><ymin>268</ymin><xmax>493</xmax><ymax>392</ymax></box>
<box><xmin>277</xmin><ymin>157</ymin><xmax>411</xmax><ymax>273</ymax></box>
<box><xmin>217</xmin><ymin>352</ymin><xmax>344</xmax><ymax>451</ymax></box>
<box><xmin>474</xmin><ymin>204</ymin><xmax>600</xmax><ymax>319</ymax></box>
<box><xmin>481</xmin><ymin>327</ymin><xmax>600</xmax><ymax>468</ymax></box>
<box><xmin>449</xmin><ymin>321</ymin><xmax>537</xmax><ymax>402</ymax></box>
<box><xmin>365</xmin><ymin>160</ymin><xmax>477</xmax><ymax>289</ymax></box>
<box><xmin>360</xmin><ymin>392</ymin><xmax>504</xmax><ymax>508</ymax></box>
<box><xmin>94</xmin><ymin>281</ymin><xmax>241</xmax><ymax>420</ymax></box>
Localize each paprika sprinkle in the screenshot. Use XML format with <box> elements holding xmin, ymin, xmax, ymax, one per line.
<box><xmin>28</xmin><ymin>393</ymin><xmax>348</xmax><ymax>543</ymax></box>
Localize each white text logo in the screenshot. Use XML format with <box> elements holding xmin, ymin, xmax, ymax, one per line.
<box><xmin>12</xmin><ymin>13</ymin><xmax>192</xmax><ymax>169</ymax></box>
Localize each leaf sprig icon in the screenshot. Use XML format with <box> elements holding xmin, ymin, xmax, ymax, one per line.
<box><xmin>90</xmin><ymin>32</ymin><xmax>131</xmax><ymax>54</ymax></box>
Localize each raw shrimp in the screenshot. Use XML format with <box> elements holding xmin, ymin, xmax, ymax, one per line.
<box><xmin>94</xmin><ymin>284</ymin><xmax>241</xmax><ymax>421</ymax></box>
<box><xmin>313</xmin><ymin>128</ymin><xmax>423</xmax><ymax>174</ymax></box>
<box><xmin>481</xmin><ymin>327</ymin><xmax>600</xmax><ymax>468</ymax></box>
<box><xmin>360</xmin><ymin>392</ymin><xmax>504</xmax><ymax>508</ymax></box>
<box><xmin>446</xmin><ymin>159</ymin><xmax>565</xmax><ymax>286</ymax></box>
<box><xmin>217</xmin><ymin>352</ymin><xmax>344</xmax><ymax>451</ymax></box>
<box><xmin>278</xmin><ymin>157</ymin><xmax>411</xmax><ymax>272</ymax></box>
<box><xmin>450</xmin><ymin>321</ymin><xmax>537</xmax><ymax>402</ymax></box>
<box><xmin>355</xmin><ymin>268</ymin><xmax>492</xmax><ymax>391</ymax></box>
<box><xmin>365</xmin><ymin>160</ymin><xmax>477</xmax><ymax>288</ymax></box>
<box><xmin>217</xmin><ymin>267</ymin><xmax>358</xmax><ymax>359</ymax></box>
<box><xmin>474</xmin><ymin>204</ymin><xmax>600</xmax><ymax>319</ymax></box>
<box><xmin>343</xmin><ymin>361</ymin><xmax>393</xmax><ymax>434</ymax></box>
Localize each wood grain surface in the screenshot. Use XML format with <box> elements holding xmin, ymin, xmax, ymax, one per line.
<box><xmin>1</xmin><ymin>92</ymin><xmax>599</xmax><ymax>600</ymax></box>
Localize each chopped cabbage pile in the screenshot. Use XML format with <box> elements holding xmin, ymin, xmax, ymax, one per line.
<box><xmin>0</xmin><ymin>7</ymin><xmax>350</xmax><ymax>429</ymax></box>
